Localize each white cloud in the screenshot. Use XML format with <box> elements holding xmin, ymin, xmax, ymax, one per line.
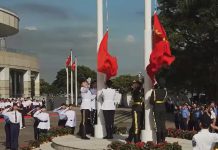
<box><xmin>24</xmin><ymin>26</ymin><xmax>38</xmax><ymax>31</ymax></box>
<box><xmin>80</xmin><ymin>32</ymin><xmax>96</xmax><ymax>38</ymax></box>
<box><xmin>125</xmin><ymin>34</ymin><xmax>135</xmax><ymax>43</ymax></box>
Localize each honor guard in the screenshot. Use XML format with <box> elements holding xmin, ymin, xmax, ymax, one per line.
<box><xmin>2</xmin><ymin>103</ymin><xmax>23</xmax><ymax>150</ymax></box>
<box><xmin>126</xmin><ymin>80</ymin><xmax>144</xmax><ymax>143</ymax></box>
<box><xmin>53</xmin><ymin>103</ymin><xmax>67</xmax><ymax>127</ymax></box>
<box><xmin>78</xmin><ymin>79</ymin><xmax>95</xmax><ymax>140</ymax></box>
<box><xmin>192</xmin><ymin>113</ymin><xmax>218</xmax><ymax>150</ymax></box>
<box><xmin>150</xmin><ymin>78</ymin><xmax>167</xmax><ymax>143</ymax></box>
<box><xmin>61</xmin><ymin>104</ymin><xmax>76</xmax><ymax>134</ymax></box>
<box><xmin>100</xmin><ymin>80</ymin><xmax>116</xmax><ymax>139</ymax></box>
<box><xmin>33</xmin><ymin>106</ymin><xmax>50</xmax><ymax>137</ymax></box>
<box><xmin>90</xmin><ymin>80</ymin><xmax>97</xmax><ymax>136</ymax></box>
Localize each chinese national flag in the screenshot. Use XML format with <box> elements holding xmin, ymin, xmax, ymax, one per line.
<box><xmin>71</xmin><ymin>61</ymin><xmax>76</xmax><ymax>71</ymax></box>
<box><xmin>97</xmin><ymin>31</ymin><xmax>118</xmax><ymax>80</ymax></box>
<box><xmin>65</xmin><ymin>55</ymin><xmax>71</xmax><ymax>67</ymax></box>
<box><xmin>146</xmin><ymin>13</ymin><xmax>175</xmax><ymax>84</ymax></box>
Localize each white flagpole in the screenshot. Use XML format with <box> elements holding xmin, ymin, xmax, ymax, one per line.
<box><xmin>70</xmin><ymin>50</ymin><xmax>74</xmax><ymax>104</ymax></box>
<box><xmin>141</xmin><ymin>0</ymin><xmax>156</xmax><ymax>142</ymax></box>
<box><xmin>66</xmin><ymin>67</ymin><xmax>69</xmax><ymax>104</ymax></box>
<box><xmin>95</xmin><ymin>0</ymin><xmax>106</xmax><ymax>138</ymax></box>
<box><xmin>75</xmin><ymin>56</ymin><xmax>78</xmax><ymax>106</ymax></box>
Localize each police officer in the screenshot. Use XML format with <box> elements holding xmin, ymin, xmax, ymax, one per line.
<box><xmin>2</xmin><ymin>103</ymin><xmax>22</xmax><ymax>150</ymax></box>
<box><xmin>150</xmin><ymin>78</ymin><xmax>167</xmax><ymax>144</ymax></box>
<box><xmin>61</xmin><ymin>104</ymin><xmax>76</xmax><ymax>134</ymax></box>
<box><xmin>33</xmin><ymin>106</ymin><xmax>50</xmax><ymax>137</ymax></box>
<box><xmin>2</xmin><ymin>105</ymin><xmax>11</xmax><ymax>149</ymax></box>
<box><xmin>126</xmin><ymin>80</ymin><xmax>144</xmax><ymax>143</ymax></box>
<box><xmin>78</xmin><ymin>79</ymin><xmax>94</xmax><ymax>140</ymax></box>
<box><xmin>100</xmin><ymin>80</ymin><xmax>116</xmax><ymax>139</ymax></box>
<box><xmin>192</xmin><ymin>113</ymin><xmax>218</xmax><ymax>150</ymax></box>
<box><xmin>53</xmin><ymin>103</ymin><xmax>67</xmax><ymax>127</ymax></box>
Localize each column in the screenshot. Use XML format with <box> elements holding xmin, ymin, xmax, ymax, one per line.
<box><xmin>23</xmin><ymin>70</ymin><xmax>31</xmax><ymax>97</ymax></box>
<box><xmin>14</xmin><ymin>71</ymin><xmax>17</xmax><ymax>97</ymax></box>
<box><xmin>35</xmin><ymin>73</ymin><xmax>40</xmax><ymax>97</ymax></box>
<box><xmin>0</xmin><ymin>67</ymin><xmax>10</xmax><ymax>98</ymax></box>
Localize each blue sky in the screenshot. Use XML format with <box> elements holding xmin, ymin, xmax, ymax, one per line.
<box><xmin>0</xmin><ymin>0</ymin><xmax>154</xmax><ymax>83</ymax></box>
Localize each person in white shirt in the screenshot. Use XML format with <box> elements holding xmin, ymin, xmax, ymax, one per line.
<box><xmin>192</xmin><ymin>113</ymin><xmax>218</xmax><ymax>150</ymax></box>
<box><xmin>33</xmin><ymin>106</ymin><xmax>50</xmax><ymax>138</ymax></box>
<box><xmin>78</xmin><ymin>80</ymin><xmax>93</xmax><ymax>140</ymax></box>
<box><xmin>2</xmin><ymin>103</ymin><xmax>23</xmax><ymax>150</ymax></box>
<box><xmin>53</xmin><ymin>103</ymin><xmax>67</xmax><ymax>127</ymax></box>
<box><xmin>61</xmin><ymin>104</ymin><xmax>76</xmax><ymax>134</ymax></box>
<box><xmin>100</xmin><ymin>80</ymin><xmax>116</xmax><ymax>139</ymax></box>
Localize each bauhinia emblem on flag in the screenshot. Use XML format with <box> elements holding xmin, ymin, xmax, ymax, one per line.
<box><xmin>97</xmin><ymin>31</ymin><xmax>118</xmax><ymax>80</ymax></box>
<box><xmin>65</xmin><ymin>55</ymin><xmax>71</xmax><ymax>67</ymax></box>
<box><xmin>146</xmin><ymin>12</ymin><xmax>175</xmax><ymax>84</ymax></box>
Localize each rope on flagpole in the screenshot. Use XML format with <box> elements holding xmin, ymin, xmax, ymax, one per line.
<box><xmin>106</xmin><ymin>0</ymin><xmax>109</xmax><ymax>31</ymax></box>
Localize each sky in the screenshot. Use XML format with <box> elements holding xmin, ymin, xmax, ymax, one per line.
<box><xmin>0</xmin><ymin>0</ymin><xmax>153</xmax><ymax>83</ymax></box>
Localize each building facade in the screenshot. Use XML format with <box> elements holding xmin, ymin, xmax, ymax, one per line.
<box><xmin>0</xmin><ymin>8</ymin><xmax>40</xmax><ymax>98</ymax></box>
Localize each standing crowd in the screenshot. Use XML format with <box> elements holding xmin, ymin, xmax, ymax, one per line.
<box><xmin>174</xmin><ymin>102</ymin><xmax>218</xmax><ymax>132</ymax></box>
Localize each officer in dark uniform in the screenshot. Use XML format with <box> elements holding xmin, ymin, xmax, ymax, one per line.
<box><xmin>126</xmin><ymin>80</ymin><xmax>144</xmax><ymax>143</ymax></box>
<box><xmin>150</xmin><ymin>78</ymin><xmax>167</xmax><ymax>144</ymax></box>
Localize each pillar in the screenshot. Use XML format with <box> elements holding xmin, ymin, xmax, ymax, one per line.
<box><xmin>23</xmin><ymin>70</ymin><xmax>31</xmax><ymax>97</ymax></box>
<box><xmin>0</xmin><ymin>67</ymin><xmax>10</xmax><ymax>98</ymax></box>
<box><xmin>35</xmin><ymin>73</ymin><xmax>40</xmax><ymax>97</ymax></box>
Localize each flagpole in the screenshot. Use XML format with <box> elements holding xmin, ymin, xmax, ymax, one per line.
<box><xmin>75</xmin><ymin>56</ymin><xmax>78</xmax><ymax>106</ymax></box>
<box><xmin>70</xmin><ymin>50</ymin><xmax>74</xmax><ymax>104</ymax></box>
<box><xmin>141</xmin><ymin>0</ymin><xmax>156</xmax><ymax>142</ymax></box>
<box><xmin>66</xmin><ymin>67</ymin><xmax>69</xmax><ymax>104</ymax></box>
<box><xmin>95</xmin><ymin>0</ymin><xmax>106</xmax><ymax>138</ymax></box>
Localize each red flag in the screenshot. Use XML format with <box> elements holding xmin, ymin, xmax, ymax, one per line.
<box><xmin>97</xmin><ymin>31</ymin><xmax>118</xmax><ymax>80</ymax></box>
<box><xmin>71</xmin><ymin>61</ymin><xmax>76</xmax><ymax>71</ymax></box>
<box><xmin>65</xmin><ymin>55</ymin><xmax>71</xmax><ymax>67</ymax></box>
<box><xmin>146</xmin><ymin>13</ymin><xmax>175</xmax><ymax>83</ymax></box>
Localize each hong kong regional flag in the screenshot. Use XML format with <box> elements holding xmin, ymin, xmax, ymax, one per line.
<box><xmin>97</xmin><ymin>31</ymin><xmax>118</xmax><ymax>80</ymax></box>
<box><xmin>65</xmin><ymin>55</ymin><xmax>71</xmax><ymax>67</ymax></box>
<box><xmin>146</xmin><ymin>12</ymin><xmax>175</xmax><ymax>83</ymax></box>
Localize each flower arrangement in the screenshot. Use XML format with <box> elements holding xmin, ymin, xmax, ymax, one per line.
<box><xmin>20</xmin><ymin>127</ymin><xmax>72</xmax><ymax>150</ymax></box>
<box><xmin>108</xmin><ymin>141</ymin><xmax>182</xmax><ymax>150</ymax></box>
<box><xmin>167</xmin><ymin>128</ymin><xmax>197</xmax><ymax>140</ymax></box>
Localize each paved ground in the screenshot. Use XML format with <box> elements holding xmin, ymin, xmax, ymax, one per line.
<box><xmin>0</xmin><ymin>107</ymin><xmax>175</xmax><ymax>150</ymax></box>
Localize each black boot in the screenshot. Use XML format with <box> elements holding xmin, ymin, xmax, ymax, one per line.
<box><xmin>156</xmin><ymin>132</ymin><xmax>161</xmax><ymax>144</ymax></box>
<box><xmin>134</xmin><ymin>134</ymin><xmax>140</xmax><ymax>143</ymax></box>
<box><xmin>108</xmin><ymin>126</ymin><xmax>113</xmax><ymax>139</ymax></box>
<box><xmin>103</xmin><ymin>125</ymin><xmax>110</xmax><ymax>139</ymax></box>
<box><xmin>81</xmin><ymin>125</ymin><xmax>90</xmax><ymax>140</ymax></box>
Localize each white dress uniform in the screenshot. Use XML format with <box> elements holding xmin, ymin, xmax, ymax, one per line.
<box><xmin>62</xmin><ymin>109</ymin><xmax>76</xmax><ymax>128</ymax></box>
<box><xmin>33</xmin><ymin>110</ymin><xmax>50</xmax><ymax>130</ymax></box>
<box><xmin>2</xmin><ymin>108</ymin><xmax>23</xmax><ymax>127</ymax></box>
<box><xmin>80</xmin><ymin>87</ymin><xmax>93</xmax><ymax>110</ymax></box>
<box><xmin>192</xmin><ymin>129</ymin><xmax>218</xmax><ymax>150</ymax></box>
<box><xmin>100</xmin><ymin>87</ymin><xmax>116</xmax><ymax>139</ymax></box>
<box><xmin>100</xmin><ymin>88</ymin><xmax>116</xmax><ymax>110</ymax></box>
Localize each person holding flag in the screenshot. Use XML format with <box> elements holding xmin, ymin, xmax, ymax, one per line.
<box><xmin>147</xmin><ymin>11</ymin><xmax>175</xmax><ymax>143</ymax></box>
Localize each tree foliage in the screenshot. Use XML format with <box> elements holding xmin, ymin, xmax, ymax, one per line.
<box><xmin>157</xmin><ymin>0</ymin><xmax>218</xmax><ymax>99</ymax></box>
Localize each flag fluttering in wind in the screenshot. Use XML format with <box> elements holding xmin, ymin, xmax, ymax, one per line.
<box><xmin>65</xmin><ymin>55</ymin><xmax>71</xmax><ymax>67</ymax></box>
<box><xmin>71</xmin><ymin>61</ymin><xmax>76</xmax><ymax>71</ymax></box>
<box><xmin>146</xmin><ymin>12</ymin><xmax>175</xmax><ymax>83</ymax></box>
<box><xmin>97</xmin><ymin>31</ymin><xmax>118</xmax><ymax>80</ymax></box>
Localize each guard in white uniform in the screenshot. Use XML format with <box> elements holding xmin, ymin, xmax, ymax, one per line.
<box><xmin>61</xmin><ymin>104</ymin><xmax>76</xmax><ymax>134</ymax></box>
<box><xmin>100</xmin><ymin>80</ymin><xmax>116</xmax><ymax>139</ymax></box>
<box><xmin>192</xmin><ymin>113</ymin><xmax>218</xmax><ymax>150</ymax></box>
<box><xmin>2</xmin><ymin>103</ymin><xmax>23</xmax><ymax>150</ymax></box>
<box><xmin>53</xmin><ymin>103</ymin><xmax>67</xmax><ymax>127</ymax></box>
<box><xmin>2</xmin><ymin>105</ymin><xmax>11</xmax><ymax>149</ymax></box>
<box><xmin>78</xmin><ymin>80</ymin><xmax>93</xmax><ymax>140</ymax></box>
<box><xmin>33</xmin><ymin>106</ymin><xmax>50</xmax><ymax>137</ymax></box>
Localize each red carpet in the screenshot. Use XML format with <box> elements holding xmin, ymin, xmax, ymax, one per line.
<box><xmin>0</xmin><ymin>113</ymin><xmax>58</xmax><ymax>123</ymax></box>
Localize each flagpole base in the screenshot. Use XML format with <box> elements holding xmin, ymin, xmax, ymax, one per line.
<box><xmin>141</xmin><ymin>129</ymin><xmax>156</xmax><ymax>143</ymax></box>
<box><xmin>94</xmin><ymin>124</ymin><xmax>106</xmax><ymax>138</ymax></box>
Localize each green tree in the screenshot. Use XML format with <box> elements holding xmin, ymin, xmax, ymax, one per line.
<box><xmin>112</xmin><ymin>75</ymin><xmax>138</xmax><ymax>94</ymax></box>
<box><xmin>40</xmin><ymin>79</ymin><xmax>51</xmax><ymax>95</ymax></box>
<box><xmin>157</xmin><ymin>0</ymin><xmax>218</xmax><ymax>100</ymax></box>
<box><xmin>51</xmin><ymin>66</ymin><xmax>96</xmax><ymax>95</ymax></box>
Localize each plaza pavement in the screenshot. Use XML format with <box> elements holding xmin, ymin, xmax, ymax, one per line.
<box><xmin>0</xmin><ymin>107</ymin><xmax>177</xmax><ymax>150</ymax></box>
